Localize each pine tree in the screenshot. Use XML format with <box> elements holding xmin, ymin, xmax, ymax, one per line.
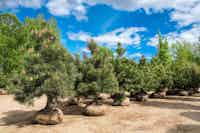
<box><xmin>116</xmin><ymin>42</ymin><xmax>125</xmax><ymax>58</ymax></box>
<box><xmin>173</xmin><ymin>42</ymin><xmax>200</xmax><ymax>90</ymax></box>
<box><xmin>156</xmin><ymin>33</ymin><xmax>172</xmax><ymax>65</ymax></box>
<box><xmin>0</xmin><ymin>14</ymin><xmax>25</xmax><ymax>90</ymax></box>
<box><xmin>77</xmin><ymin>40</ymin><xmax>118</xmax><ymax>103</ymax></box>
<box><xmin>15</xmin><ymin>16</ymin><xmax>77</xmax><ymax>110</ymax></box>
<box><xmin>114</xmin><ymin>44</ymin><xmax>138</xmax><ymax>92</ymax></box>
<box><xmin>151</xmin><ymin>34</ymin><xmax>173</xmax><ymax>90</ymax></box>
<box><xmin>137</xmin><ymin>56</ymin><xmax>159</xmax><ymax>91</ymax></box>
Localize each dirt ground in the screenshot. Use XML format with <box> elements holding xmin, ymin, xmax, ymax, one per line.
<box><xmin>0</xmin><ymin>95</ymin><xmax>200</xmax><ymax>133</ymax></box>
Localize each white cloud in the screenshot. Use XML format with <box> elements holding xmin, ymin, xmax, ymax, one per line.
<box><xmin>0</xmin><ymin>0</ymin><xmax>44</xmax><ymax>10</ymax></box>
<box><xmin>171</xmin><ymin>3</ymin><xmax>200</xmax><ymax>26</ymax></box>
<box><xmin>86</xmin><ymin>0</ymin><xmax>200</xmax><ymax>26</ymax></box>
<box><xmin>0</xmin><ymin>0</ymin><xmax>19</xmax><ymax>10</ymax></box>
<box><xmin>46</xmin><ymin>0</ymin><xmax>87</xmax><ymax>20</ymax></box>
<box><xmin>68</xmin><ymin>31</ymin><xmax>91</xmax><ymax>42</ymax></box>
<box><xmin>148</xmin><ymin>25</ymin><xmax>200</xmax><ymax>47</ymax></box>
<box><xmin>127</xmin><ymin>52</ymin><xmax>152</xmax><ymax>60</ymax></box>
<box><xmin>129</xmin><ymin>52</ymin><xmax>143</xmax><ymax>58</ymax></box>
<box><xmin>45</xmin><ymin>0</ymin><xmax>200</xmax><ymax>25</ymax></box>
<box><xmin>67</xmin><ymin>27</ymin><xmax>146</xmax><ymax>47</ymax></box>
<box><xmin>19</xmin><ymin>0</ymin><xmax>45</xmax><ymax>9</ymax></box>
<box><xmin>1</xmin><ymin>0</ymin><xmax>200</xmax><ymax>24</ymax></box>
<box><xmin>81</xmin><ymin>47</ymin><xmax>90</xmax><ymax>53</ymax></box>
<box><xmin>147</xmin><ymin>35</ymin><xmax>159</xmax><ymax>47</ymax></box>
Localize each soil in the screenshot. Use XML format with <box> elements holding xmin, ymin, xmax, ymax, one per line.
<box><xmin>1</xmin><ymin>95</ymin><xmax>200</xmax><ymax>133</ymax></box>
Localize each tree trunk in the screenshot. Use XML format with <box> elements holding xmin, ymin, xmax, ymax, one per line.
<box><xmin>44</xmin><ymin>96</ymin><xmax>57</xmax><ymax>111</ymax></box>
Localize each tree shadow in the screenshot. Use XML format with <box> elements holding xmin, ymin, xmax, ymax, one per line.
<box><xmin>0</xmin><ymin>110</ymin><xmax>37</xmax><ymax>127</ymax></box>
<box><xmin>166</xmin><ymin>124</ymin><xmax>200</xmax><ymax>133</ymax></box>
<box><xmin>164</xmin><ymin>96</ymin><xmax>200</xmax><ymax>102</ymax></box>
<box><xmin>138</xmin><ymin>101</ymin><xmax>200</xmax><ymax>110</ymax></box>
<box><xmin>62</xmin><ymin>105</ymin><xmax>83</xmax><ymax>115</ymax></box>
<box><xmin>181</xmin><ymin>111</ymin><xmax>200</xmax><ymax>122</ymax></box>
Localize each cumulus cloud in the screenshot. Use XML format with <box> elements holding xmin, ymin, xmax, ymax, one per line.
<box><xmin>148</xmin><ymin>25</ymin><xmax>200</xmax><ymax>47</ymax></box>
<box><xmin>128</xmin><ymin>52</ymin><xmax>143</xmax><ymax>58</ymax></box>
<box><xmin>0</xmin><ymin>0</ymin><xmax>18</xmax><ymax>10</ymax></box>
<box><xmin>45</xmin><ymin>0</ymin><xmax>200</xmax><ymax>25</ymax></box>
<box><xmin>86</xmin><ymin>0</ymin><xmax>200</xmax><ymax>26</ymax></box>
<box><xmin>46</xmin><ymin>0</ymin><xmax>87</xmax><ymax>20</ymax></box>
<box><xmin>68</xmin><ymin>31</ymin><xmax>91</xmax><ymax>42</ymax></box>
<box><xmin>0</xmin><ymin>0</ymin><xmax>44</xmax><ymax>10</ymax></box>
<box><xmin>44</xmin><ymin>0</ymin><xmax>200</xmax><ymax>25</ymax></box>
<box><xmin>126</xmin><ymin>52</ymin><xmax>152</xmax><ymax>60</ymax></box>
<box><xmin>19</xmin><ymin>0</ymin><xmax>45</xmax><ymax>9</ymax></box>
<box><xmin>81</xmin><ymin>47</ymin><xmax>90</xmax><ymax>53</ymax></box>
<box><xmin>1</xmin><ymin>0</ymin><xmax>200</xmax><ymax>25</ymax></box>
<box><xmin>171</xmin><ymin>3</ymin><xmax>200</xmax><ymax>26</ymax></box>
<box><xmin>67</xmin><ymin>27</ymin><xmax>146</xmax><ymax>47</ymax></box>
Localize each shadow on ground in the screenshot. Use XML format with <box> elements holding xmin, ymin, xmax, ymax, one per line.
<box><xmin>167</xmin><ymin>124</ymin><xmax>200</xmax><ymax>133</ymax></box>
<box><xmin>181</xmin><ymin>111</ymin><xmax>200</xmax><ymax>122</ymax></box>
<box><xmin>138</xmin><ymin>100</ymin><xmax>200</xmax><ymax>110</ymax></box>
<box><xmin>62</xmin><ymin>105</ymin><xmax>83</xmax><ymax>115</ymax></box>
<box><xmin>164</xmin><ymin>96</ymin><xmax>200</xmax><ymax>102</ymax></box>
<box><xmin>0</xmin><ymin>110</ymin><xmax>37</xmax><ymax>127</ymax></box>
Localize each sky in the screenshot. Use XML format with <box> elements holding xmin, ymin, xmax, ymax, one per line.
<box><xmin>1</xmin><ymin>0</ymin><xmax>200</xmax><ymax>60</ymax></box>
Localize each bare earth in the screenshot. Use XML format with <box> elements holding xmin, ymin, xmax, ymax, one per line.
<box><xmin>1</xmin><ymin>95</ymin><xmax>200</xmax><ymax>133</ymax></box>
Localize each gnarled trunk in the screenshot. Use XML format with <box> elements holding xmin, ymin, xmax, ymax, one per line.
<box><xmin>44</xmin><ymin>95</ymin><xmax>57</xmax><ymax>111</ymax></box>
<box><xmin>34</xmin><ymin>95</ymin><xmax>64</xmax><ymax>125</ymax></box>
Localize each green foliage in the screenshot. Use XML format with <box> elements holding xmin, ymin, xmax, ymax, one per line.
<box><xmin>173</xmin><ymin>63</ymin><xmax>200</xmax><ymax>89</ymax></box>
<box><xmin>136</xmin><ymin>61</ymin><xmax>160</xmax><ymax>91</ymax></box>
<box><xmin>114</xmin><ymin>43</ymin><xmax>136</xmax><ymax>92</ymax></box>
<box><xmin>111</xmin><ymin>92</ymin><xmax>126</xmax><ymax>104</ymax></box>
<box><xmin>173</xmin><ymin>42</ymin><xmax>193</xmax><ymax>65</ymax></box>
<box><xmin>156</xmin><ymin>33</ymin><xmax>172</xmax><ymax>65</ymax></box>
<box><xmin>152</xmin><ymin>63</ymin><xmax>173</xmax><ymax>89</ymax></box>
<box><xmin>0</xmin><ymin>14</ymin><xmax>26</xmax><ymax>91</ymax></box>
<box><xmin>14</xmin><ymin>16</ymin><xmax>77</xmax><ymax>107</ymax></box>
<box><xmin>1</xmin><ymin>13</ymin><xmax>200</xmax><ymax>108</ymax></box>
<box><xmin>114</xmin><ymin>58</ymin><xmax>137</xmax><ymax>92</ymax></box>
<box><xmin>192</xmin><ymin>41</ymin><xmax>200</xmax><ymax>65</ymax></box>
<box><xmin>151</xmin><ymin>35</ymin><xmax>173</xmax><ymax>90</ymax></box>
<box><xmin>172</xmin><ymin>42</ymin><xmax>200</xmax><ymax>89</ymax></box>
<box><xmin>76</xmin><ymin>40</ymin><xmax>118</xmax><ymax>101</ymax></box>
<box><xmin>116</xmin><ymin>42</ymin><xmax>125</xmax><ymax>58</ymax></box>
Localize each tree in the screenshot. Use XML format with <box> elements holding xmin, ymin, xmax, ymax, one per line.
<box><xmin>151</xmin><ymin>34</ymin><xmax>173</xmax><ymax>91</ymax></box>
<box><xmin>173</xmin><ymin>42</ymin><xmax>193</xmax><ymax>65</ymax></box>
<box><xmin>156</xmin><ymin>33</ymin><xmax>172</xmax><ymax>65</ymax></box>
<box><xmin>172</xmin><ymin>42</ymin><xmax>200</xmax><ymax>90</ymax></box>
<box><xmin>0</xmin><ymin>14</ymin><xmax>25</xmax><ymax>91</ymax></box>
<box><xmin>76</xmin><ymin>40</ymin><xmax>118</xmax><ymax>103</ymax></box>
<box><xmin>137</xmin><ymin>56</ymin><xmax>159</xmax><ymax>91</ymax></box>
<box><xmin>15</xmin><ymin>16</ymin><xmax>77</xmax><ymax>111</ymax></box>
<box><xmin>116</xmin><ymin>42</ymin><xmax>125</xmax><ymax>58</ymax></box>
<box><xmin>114</xmin><ymin>58</ymin><xmax>137</xmax><ymax>92</ymax></box>
<box><xmin>193</xmin><ymin>39</ymin><xmax>200</xmax><ymax>65</ymax></box>
<box><xmin>114</xmin><ymin>43</ymin><xmax>138</xmax><ymax>93</ymax></box>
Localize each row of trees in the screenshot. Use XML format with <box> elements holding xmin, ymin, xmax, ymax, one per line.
<box><xmin>0</xmin><ymin>14</ymin><xmax>200</xmax><ymax>111</ymax></box>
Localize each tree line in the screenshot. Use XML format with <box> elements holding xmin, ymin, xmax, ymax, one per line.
<box><xmin>0</xmin><ymin>14</ymin><xmax>200</xmax><ymax>119</ymax></box>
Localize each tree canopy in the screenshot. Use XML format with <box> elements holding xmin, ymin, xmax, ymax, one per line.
<box><xmin>0</xmin><ymin>13</ymin><xmax>200</xmax><ymax>108</ymax></box>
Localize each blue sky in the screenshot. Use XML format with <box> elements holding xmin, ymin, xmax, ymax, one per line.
<box><xmin>1</xmin><ymin>0</ymin><xmax>200</xmax><ymax>60</ymax></box>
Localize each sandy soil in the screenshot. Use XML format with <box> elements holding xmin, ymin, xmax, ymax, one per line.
<box><xmin>0</xmin><ymin>95</ymin><xmax>200</xmax><ymax>133</ymax></box>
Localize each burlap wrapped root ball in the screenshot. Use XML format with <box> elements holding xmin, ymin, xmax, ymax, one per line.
<box><xmin>82</xmin><ymin>104</ymin><xmax>107</xmax><ymax>116</ymax></box>
<box><xmin>33</xmin><ymin>108</ymin><xmax>63</xmax><ymax>125</ymax></box>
